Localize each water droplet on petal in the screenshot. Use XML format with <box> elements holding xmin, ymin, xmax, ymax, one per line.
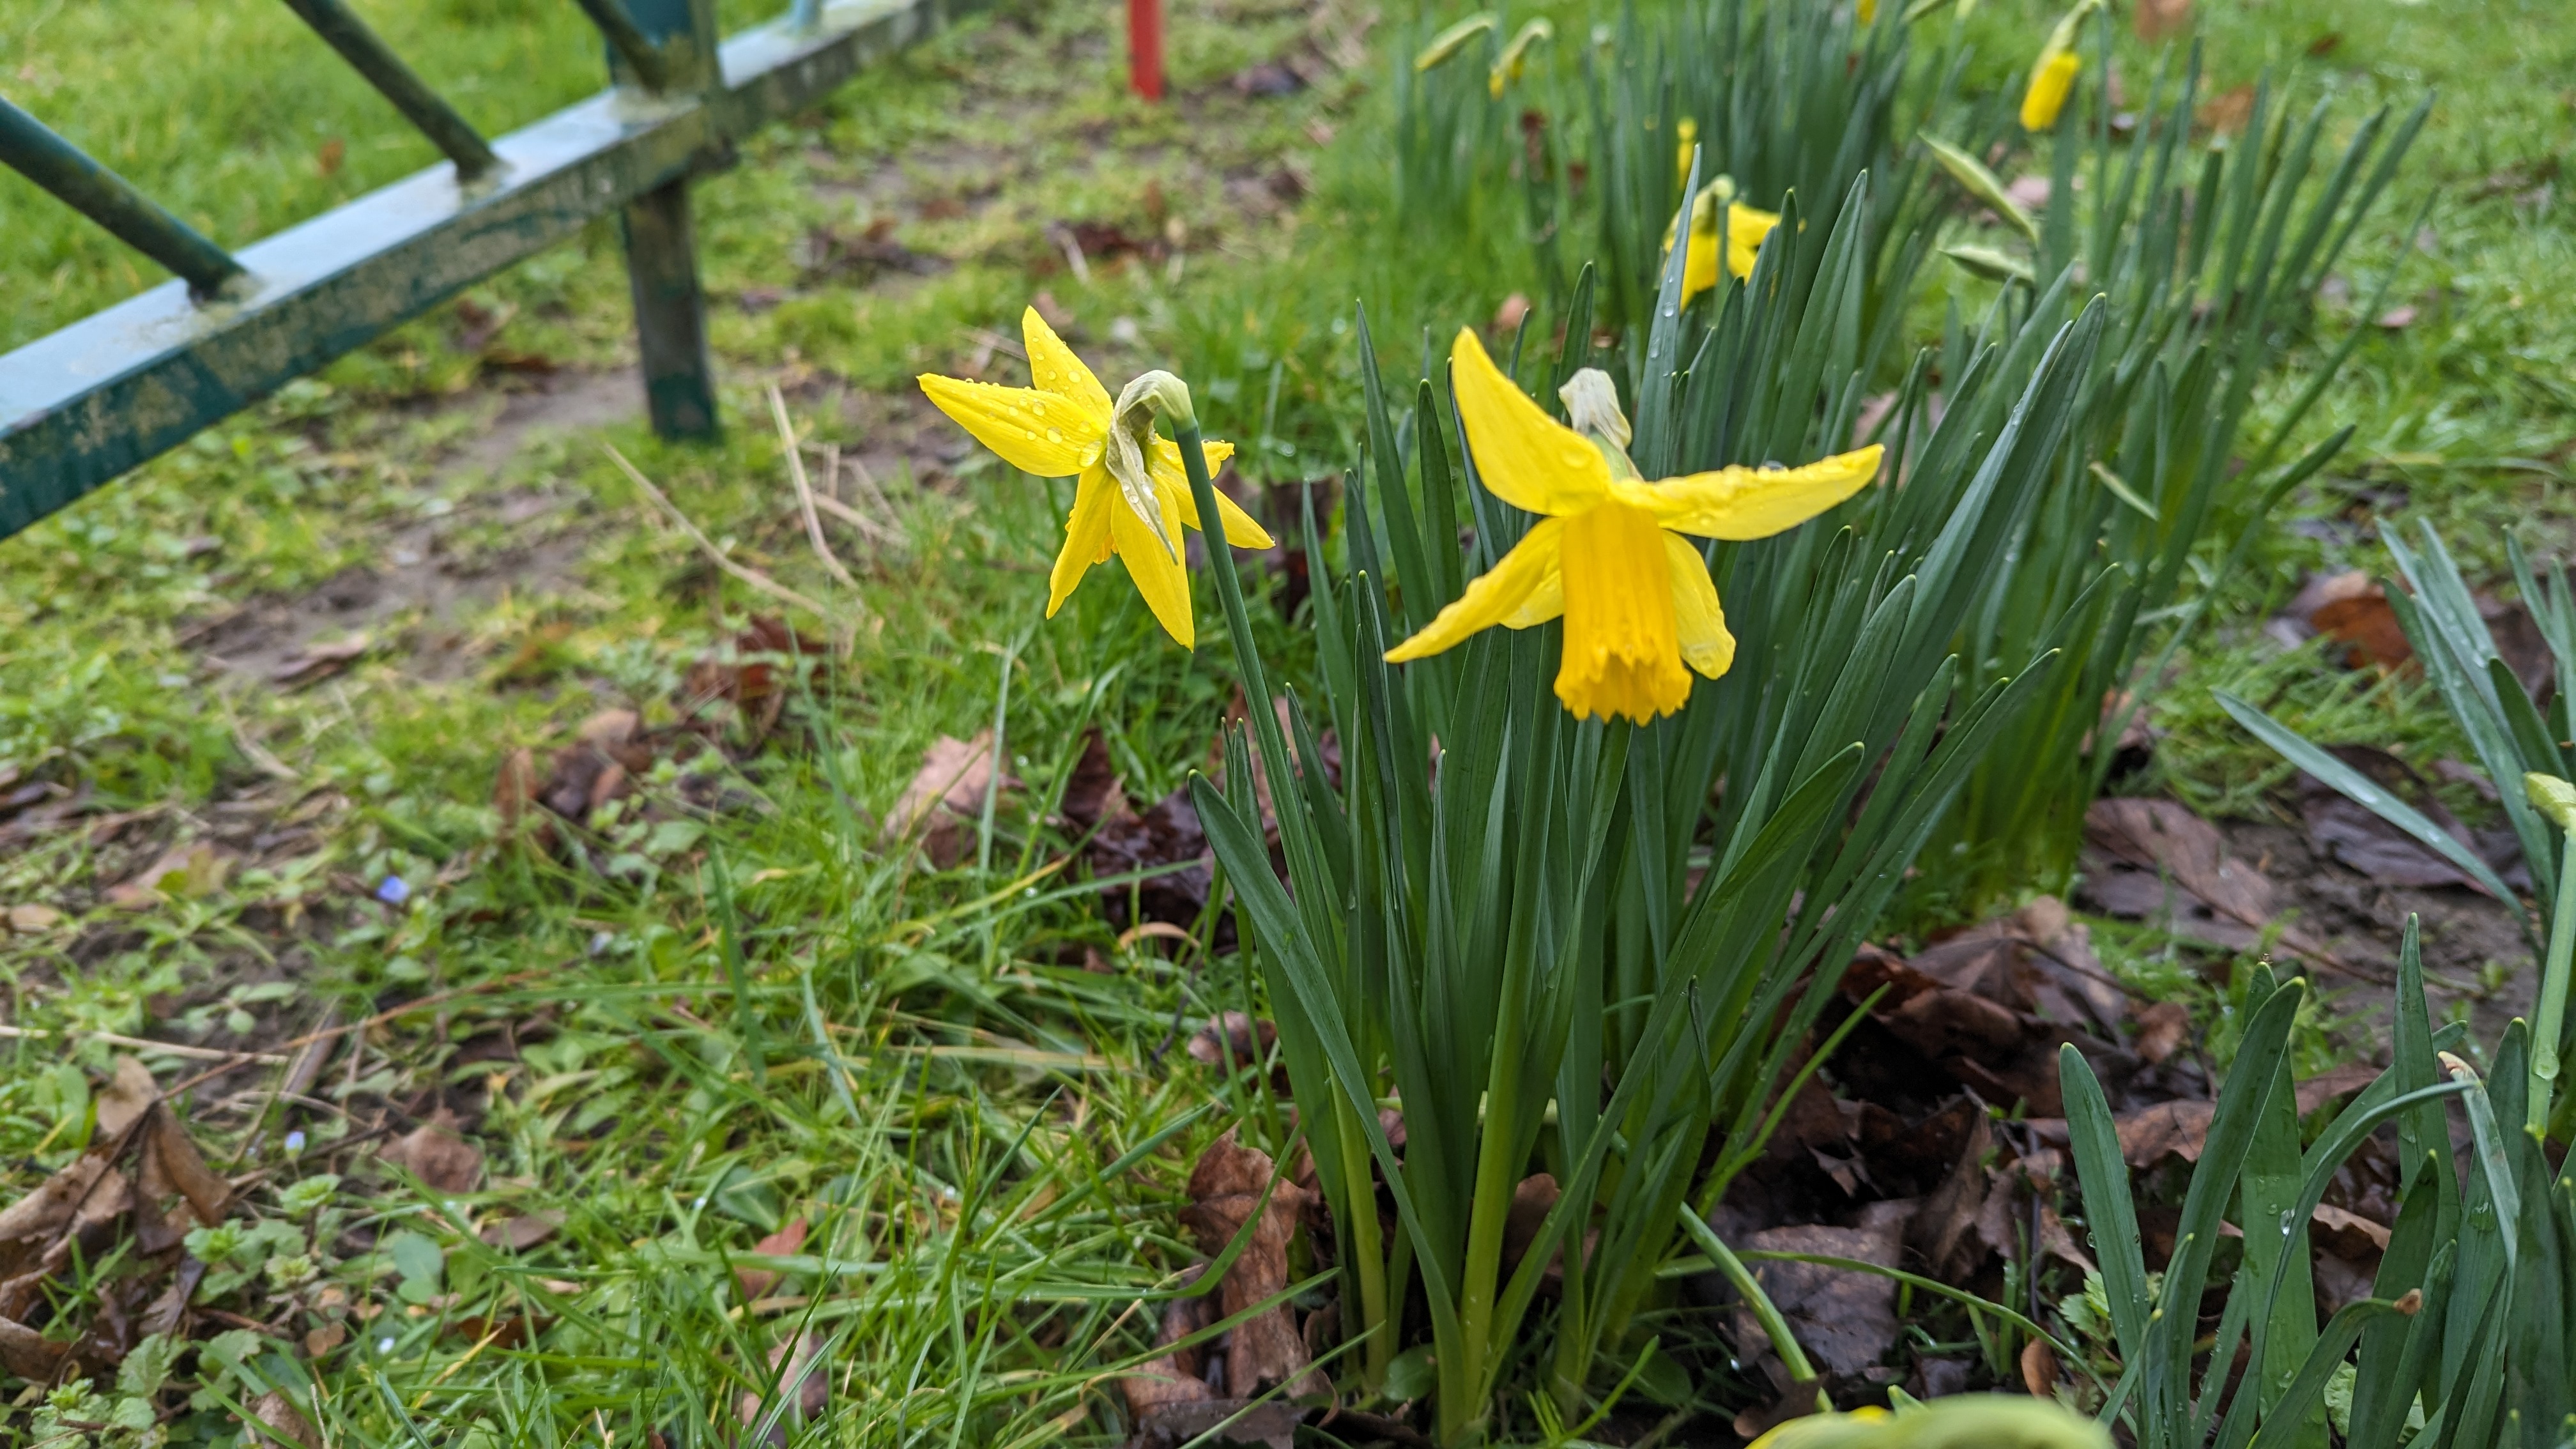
<box><xmin>1046</xmin><ymin>428</ymin><xmax>1064</xmax><ymax>442</ymax></box>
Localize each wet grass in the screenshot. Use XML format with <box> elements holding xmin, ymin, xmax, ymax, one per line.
<box><xmin>0</xmin><ymin>0</ymin><xmax>2569</xmax><ymax>1441</ymax></box>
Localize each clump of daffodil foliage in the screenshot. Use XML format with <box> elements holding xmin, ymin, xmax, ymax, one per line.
<box><xmin>908</xmin><ymin>7</ymin><xmax>2429</xmax><ymax>1443</ymax></box>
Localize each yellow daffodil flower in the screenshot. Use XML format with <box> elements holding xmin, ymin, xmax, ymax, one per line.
<box><xmin>918</xmin><ymin>308</ymin><xmax>1272</xmax><ymax>649</ymax></box>
<box><xmin>1662</xmin><ymin>176</ymin><xmax>1784</xmax><ymax>304</ymax></box>
<box><xmin>1674</xmin><ymin>118</ymin><xmax>1699</xmax><ymax>192</ymax></box>
<box><xmin>2020</xmin><ymin>0</ymin><xmax>2101</xmax><ymax>132</ymax></box>
<box><xmin>1383</xmin><ymin>328</ymin><xmax>1880</xmax><ymax>723</ymax></box>
<box><xmin>1857</xmin><ymin>0</ymin><xmax>1876</xmax><ymax>24</ymax></box>
<box><xmin>1748</xmin><ymin>1396</ymin><xmax>2111</xmax><ymax>1449</ymax></box>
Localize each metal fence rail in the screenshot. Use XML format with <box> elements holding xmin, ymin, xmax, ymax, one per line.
<box><xmin>0</xmin><ymin>0</ymin><xmax>985</xmax><ymax>540</ymax></box>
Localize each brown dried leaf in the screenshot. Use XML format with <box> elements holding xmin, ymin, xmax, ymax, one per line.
<box><xmin>2132</xmin><ymin>1000</ymin><xmax>2192</xmax><ymax>1065</ymax></box>
<box><xmin>2312</xmin><ymin>1202</ymin><xmax>2393</xmax><ymax>1261</ymax></box>
<box><xmin>381</xmin><ymin>1122</ymin><xmax>484</xmax><ymax>1193</ymax></box>
<box><xmin>272</xmin><ymin>634</ymin><xmax>371</xmax><ymax>687</ymax></box>
<box><xmin>2197</xmin><ymin>83</ymin><xmax>2256</xmax><ymax>137</ymax></box>
<box><xmin>2117</xmin><ymin>1100</ymin><xmax>2216</xmax><ymax>1169</ymax></box>
<box><xmin>1059</xmin><ymin>728</ymin><xmax>1131</xmax><ymax>832</ymax></box>
<box><xmin>2083</xmin><ymin>798</ymin><xmax>2343</xmax><ymax>970</ymax></box>
<box><xmin>0</xmin><ymin>1315</ymin><xmax>68</xmax><ymax>1380</ymax></box>
<box><xmin>885</xmin><ymin>732</ymin><xmax>1016</xmax><ymax>869</ymax></box>
<box><xmin>1120</xmin><ymin>1276</ymin><xmax>1216</xmax><ymax>1418</ymax></box>
<box><xmin>1736</xmin><ymin>1211</ymin><xmax>1906</xmax><ymax>1378</ymax></box>
<box><xmin>735</xmin><ymin>1217</ymin><xmax>809</xmax><ymax>1302</ymax></box>
<box><xmin>97</xmin><ymin>1056</ymin><xmax>159</xmax><ymax>1141</ymax></box>
<box><xmin>1186</xmin><ymin>1013</ymin><xmax>1276</xmax><ymax>1073</ymax></box>
<box><xmin>251</xmin><ymin>1390</ymin><xmax>323</xmax><ymax>1448</ymax></box>
<box><xmin>480</xmin><ymin>1212</ymin><xmax>564</xmax><ymax>1252</ymax></box>
<box><xmin>2133</xmin><ymin>0</ymin><xmax>2189</xmax><ymax>40</ymax></box>
<box><xmin>1176</xmin><ymin>1130</ymin><xmax>1324</xmax><ymax>1401</ymax></box>
<box><xmin>737</xmin><ymin>1330</ymin><xmax>829</xmax><ymax>1443</ymax></box>
<box><xmin>2021</xmin><ymin>1335</ymin><xmax>2062</xmax><ymax>1397</ymax></box>
<box><xmin>105</xmin><ymin>843</ymin><xmax>237</xmax><ymax>908</ymax></box>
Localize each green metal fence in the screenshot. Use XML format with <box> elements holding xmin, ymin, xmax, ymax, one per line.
<box><xmin>0</xmin><ymin>0</ymin><xmax>985</xmax><ymax>539</ymax></box>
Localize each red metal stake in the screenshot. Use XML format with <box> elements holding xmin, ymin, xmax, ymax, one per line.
<box><xmin>1127</xmin><ymin>0</ymin><xmax>1163</xmax><ymax>100</ymax></box>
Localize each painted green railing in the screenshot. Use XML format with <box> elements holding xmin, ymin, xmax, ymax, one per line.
<box><xmin>0</xmin><ymin>0</ymin><xmax>983</xmax><ymax>539</ymax></box>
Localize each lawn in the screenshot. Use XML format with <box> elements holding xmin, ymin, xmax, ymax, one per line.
<box><xmin>1</xmin><ymin>0</ymin><xmax>2571</xmax><ymax>1443</ymax></box>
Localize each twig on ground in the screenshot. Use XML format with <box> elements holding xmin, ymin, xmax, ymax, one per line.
<box><xmin>0</xmin><ymin>1024</ymin><xmax>290</xmax><ymax>1066</ymax></box>
<box><xmin>768</xmin><ymin>385</ymin><xmax>864</xmax><ymax>599</ymax></box>
<box><xmin>602</xmin><ymin>444</ymin><xmax>833</xmax><ymax>620</ymax></box>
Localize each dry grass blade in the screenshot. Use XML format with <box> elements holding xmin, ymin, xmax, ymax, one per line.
<box><xmin>602</xmin><ymin>444</ymin><xmax>832</xmax><ymax>620</ymax></box>
<box><xmin>767</xmin><ymin>384</ymin><xmax>864</xmax><ymax>599</ymax></box>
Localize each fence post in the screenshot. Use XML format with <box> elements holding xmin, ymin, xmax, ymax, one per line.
<box><xmin>610</xmin><ymin>0</ymin><xmax>723</xmax><ymax>441</ymax></box>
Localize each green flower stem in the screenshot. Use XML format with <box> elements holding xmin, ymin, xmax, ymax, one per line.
<box><xmin>2531</xmin><ymin>827</ymin><xmax>2575</xmax><ymax>1137</ymax></box>
<box><xmin>1675</xmin><ymin>1206</ymin><xmax>1832</xmax><ymax>1414</ymax></box>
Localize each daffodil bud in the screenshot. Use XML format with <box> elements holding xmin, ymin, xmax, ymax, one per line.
<box><xmin>2527</xmin><ymin>772</ymin><xmax>2576</xmax><ymax>832</ymax></box>
<box><xmin>1559</xmin><ymin>368</ymin><xmax>1635</xmax><ymax>457</ymax></box>
<box><xmin>1101</xmin><ymin>371</ymin><xmax>1195</xmax><ymax>561</ymax></box>
<box><xmin>1414</xmin><ymin>13</ymin><xmax>1498</xmax><ymax>72</ymax></box>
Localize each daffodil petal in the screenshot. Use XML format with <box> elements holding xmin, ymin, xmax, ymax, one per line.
<box><xmin>1449</xmin><ymin>327</ymin><xmax>1612</xmax><ymax>516</ymax></box>
<box><xmin>1150</xmin><ymin>439</ymin><xmax>1276</xmax><ymax>548</ymax></box>
<box><xmin>1727</xmin><ymin>204</ymin><xmax>1781</xmax><ymax>280</ymax></box>
<box><xmin>1109</xmin><ymin>480</ymin><xmax>1195</xmax><ymax>648</ymax></box>
<box><xmin>2021</xmin><ymin>49</ymin><xmax>2080</xmax><ymax>132</ymax></box>
<box><xmin>1664</xmin><ymin>532</ymin><xmax>1735</xmax><ymax>678</ymax></box>
<box><xmin>1020</xmin><ymin>307</ymin><xmax>1113</xmax><ymax>422</ymax></box>
<box><xmin>918</xmin><ymin>374</ymin><xmax>1093</xmax><ymax>477</ymax></box>
<box><xmin>1048</xmin><ymin>466</ymin><xmax>1119</xmax><ymax>617</ymax></box>
<box><xmin>1384</xmin><ymin>519</ymin><xmax>1565</xmax><ymax>661</ymax></box>
<box><xmin>1681</xmin><ymin>218</ymin><xmax>1723</xmax><ymax>304</ymax></box>
<box><xmin>1556</xmin><ymin>501</ymin><xmax>1691</xmax><ymax>723</ymax></box>
<box><xmin>1638</xmin><ymin>445</ymin><xmax>1882</xmax><ymax>539</ymax></box>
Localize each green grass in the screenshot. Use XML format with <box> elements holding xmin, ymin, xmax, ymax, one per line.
<box><xmin>1</xmin><ymin>0</ymin><xmax>2570</xmax><ymax>1441</ymax></box>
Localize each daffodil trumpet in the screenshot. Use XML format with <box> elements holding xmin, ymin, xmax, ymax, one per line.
<box><xmin>917</xmin><ymin>308</ymin><xmax>1273</xmax><ymax>649</ymax></box>
<box><xmin>1383</xmin><ymin>327</ymin><xmax>1881</xmax><ymax>724</ymax></box>
<box><xmin>1662</xmin><ymin>172</ymin><xmax>1784</xmax><ymax>305</ymax></box>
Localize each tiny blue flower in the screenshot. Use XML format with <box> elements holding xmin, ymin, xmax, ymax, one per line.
<box><xmin>376</xmin><ymin>876</ymin><xmax>411</xmax><ymax>906</ymax></box>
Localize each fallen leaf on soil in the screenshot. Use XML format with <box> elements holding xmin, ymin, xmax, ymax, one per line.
<box><xmin>2021</xmin><ymin>1336</ymin><xmax>2062</xmax><ymax>1397</ymax></box>
<box><xmin>2312</xmin><ymin>1202</ymin><xmax>2393</xmax><ymax>1259</ymax></box>
<box><xmin>4</xmin><ymin>903</ymin><xmax>60</xmax><ymax>933</ymax></box>
<box><xmin>2082</xmin><ymin>797</ymin><xmax>2347</xmax><ymax>972</ymax></box>
<box><xmin>2117</xmin><ymin>1100</ymin><xmax>2216</xmax><ymax>1169</ymax></box>
<box><xmin>885</xmin><ymin>731</ymin><xmax>1018</xmax><ymax>869</ymax></box>
<box><xmin>2293</xmin><ymin>745</ymin><xmax>2511</xmax><ymax>891</ymax></box>
<box><xmin>380</xmin><ymin>1121</ymin><xmax>483</xmax><ymax>1193</ymax></box>
<box><xmin>2306</xmin><ymin>575</ymin><xmax>2412</xmax><ymax>670</ymax></box>
<box><xmin>0</xmin><ymin>1315</ymin><xmax>69</xmax><ymax>1378</ymax></box>
<box><xmin>480</xmin><ymin>1212</ymin><xmax>564</xmax><ymax>1252</ymax></box>
<box><xmin>1120</xmin><ymin>1269</ymin><xmax>1215</xmax><ymax>1417</ymax></box>
<box><xmin>2198</xmin><ymin>84</ymin><xmax>2256</xmax><ymax>136</ymax></box>
<box><xmin>1734</xmin><ymin>1207</ymin><xmax>1910</xmax><ymax>1380</ymax></box>
<box><xmin>2133</xmin><ymin>0</ymin><xmax>2189</xmax><ymax>40</ymax></box>
<box><xmin>1126</xmin><ymin>1401</ymin><xmax>1304</xmax><ymax>1449</ymax></box>
<box><xmin>2294</xmin><ymin>1062</ymin><xmax>2382</xmax><ymax>1118</ymax></box>
<box><xmin>735</xmin><ymin>1218</ymin><xmax>809</xmax><ymax>1302</ymax></box>
<box><xmin>251</xmin><ymin>1390</ymin><xmax>323</xmax><ymax>1448</ymax></box>
<box><xmin>737</xmin><ymin>1329</ymin><xmax>829</xmax><ymax>1444</ymax></box>
<box><xmin>2131</xmin><ymin>1000</ymin><xmax>2191</xmax><ymax>1064</ymax></box>
<box><xmin>2375</xmin><ymin>305</ymin><xmax>2419</xmax><ymax>330</ymax></box>
<box><xmin>272</xmin><ymin>633</ymin><xmax>371</xmax><ymax>686</ymax></box>
<box><xmin>106</xmin><ymin>842</ymin><xmax>236</xmax><ymax>907</ymax></box>
<box><xmin>1906</xmin><ymin>1109</ymin><xmax>1993</xmax><ymax>1284</ymax></box>
<box><xmin>1174</xmin><ymin>1130</ymin><xmax>1326</xmax><ymax>1402</ymax></box>
<box><xmin>1186</xmin><ymin>1013</ymin><xmax>1277</xmax><ymax>1074</ymax></box>
<box><xmin>1059</xmin><ymin>728</ymin><xmax>1131</xmax><ymax>833</ymax></box>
